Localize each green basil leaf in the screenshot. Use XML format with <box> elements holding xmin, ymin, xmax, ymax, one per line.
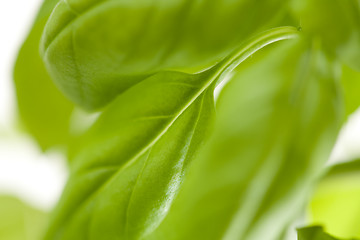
<box><xmin>297</xmin><ymin>226</ymin><xmax>356</xmax><ymax>240</ymax></box>
<box><xmin>43</xmin><ymin>28</ymin><xmax>298</xmax><ymax>239</ymax></box>
<box><xmin>291</xmin><ymin>0</ymin><xmax>360</xmax><ymax>71</ymax></box>
<box><xmin>309</xmin><ymin>159</ymin><xmax>360</xmax><ymax>239</ymax></box>
<box><xmin>45</xmin><ymin>70</ymin><xmax>216</xmax><ymax>240</ymax></box>
<box><xmin>0</xmin><ymin>195</ymin><xmax>47</xmax><ymax>240</ymax></box>
<box><xmin>40</xmin><ymin>0</ymin><xmax>292</xmax><ymax>110</ymax></box>
<box><xmin>14</xmin><ymin>0</ymin><xmax>74</xmax><ymax>150</ymax></box>
<box><xmin>146</xmin><ymin>37</ymin><xmax>344</xmax><ymax>240</ymax></box>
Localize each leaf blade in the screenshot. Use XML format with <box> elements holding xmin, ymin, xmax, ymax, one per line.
<box><xmin>13</xmin><ymin>0</ymin><xmax>74</xmax><ymax>150</ymax></box>
<box><xmin>41</xmin><ymin>0</ymin><xmax>293</xmax><ymax>109</ymax></box>
<box><xmin>44</xmin><ymin>27</ymin><xmax>299</xmax><ymax>239</ymax></box>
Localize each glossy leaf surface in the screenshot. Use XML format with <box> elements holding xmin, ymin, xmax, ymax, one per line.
<box><xmin>45</xmin><ymin>71</ymin><xmax>215</xmax><ymax>240</ymax></box>
<box><xmin>147</xmin><ymin>38</ymin><xmax>344</xmax><ymax>240</ymax></box>
<box><xmin>43</xmin><ymin>28</ymin><xmax>298</xmax><ymax>240</ymax></box>
<box><xmin>41</xmin><ymin>0</ymin><xmax>292</xmax><ymax>109</ymax></box>
<box><xmin>14</xmin><ymin>0</ymin><xmax>74</xmax><ymax>150</ymax></box>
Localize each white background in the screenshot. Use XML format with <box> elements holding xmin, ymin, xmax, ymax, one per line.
<box><xmin>0</xmin><ymin>0</ymin><xmax>67</xmax><ymax>210</ymax></box>
<box><xmin>0</xmin><ymin>0</ymin><xmax>360</xmax><ymax>211</ymax></box>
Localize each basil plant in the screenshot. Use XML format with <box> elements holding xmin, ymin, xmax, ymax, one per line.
<box><xmin>9</xmin><ymin>0</ymin><xmax>360</xmax><ymax>239</ymax></box>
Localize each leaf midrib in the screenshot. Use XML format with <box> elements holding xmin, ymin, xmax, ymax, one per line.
<box><xmin>124</xmin><ymin>88</ymin><xmax>207</xmax><ymax>239</ymax></box>
<box><xmin>52</xmin><ymin>72</ymin><xmax>216</xmax><ymax>236</ymax></box>
<box><xmin>48</xmin><ymin>27</ymin><xmax>299</xmax><ymax>237</ymax></box>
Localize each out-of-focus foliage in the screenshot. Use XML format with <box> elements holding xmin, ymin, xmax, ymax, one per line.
<box><xmin>297</xmin><ymin>226</ymin><xmax>357</xmax><ymax>240</ymax></box>
<box><xmin>341</xmin><ymin>67</ymin><xmax>360</xmax><ymax>116</ymax></box>
<box><xmin>291</xmin><ymin>0</ymin><xmax>360</xmax><ymax>71</ymax></box>
<box><xmin>310</xmin><ymin>160</ymin><xmax>360</xmax><ymax>239</ymax></box>
<box><xmin>0</xmin><ymin>196</ymin><xmax>47</xmax><ymax>240</ymax></box>
<box><xmin>14</xmin><ymin>0</ymin><xmax>74</xmax><ymax>151</ymax></box>
<box><xmin>11</xmin><ymin>0</ymin><xmax>360</xmax><ymax>239</ymax></box>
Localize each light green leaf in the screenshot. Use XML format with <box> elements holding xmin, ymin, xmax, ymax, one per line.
<box><xmin>0</xmin><ymin>196</ymin><xmax>48</xmax><ymax>240</ymax></box>
<box><xmin>40</xmin><ymin>0</ymin><xmax>293</xmax><ymax>110</ymax></box>
<box><xmin>43</xmin><ymin>27</ymin><xmax>298</xmax><ymax>240</ymax></box>
<box><xmin>46</xmin><ymin>71</ymin><xmax>215</xmax><ymax>240</ymax></box>
<box><xmin>297</xmin><ymin>226</ymin><xmax>356</xmax><ymax>240</ymax></box>
<box><xmin>309</xmin><ymin>160</ymin><xmax>360</xmax><ymax>239</ymax></box>
<box><xmin>291</xmin><ymin>0</ymin><xmax>360</xmax><ymax>71</ymax></box>
<box><xmin>14</xmin><ymin>0</ymin><xmax>74</xmax><ymax>150</ymax></box>
<box><xmin>147</xmin><ymin>37</ymin><xmax>344</xmax><ymax>240</ymax></box>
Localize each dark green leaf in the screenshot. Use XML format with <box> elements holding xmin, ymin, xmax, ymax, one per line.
<box><xmin>297</xmin><ymin>226</ymin><xmax>358</xmax><ymax>240</ymax></box>
<box><xmin>14</xmin><ymin>0</ymin><xmax>74</xmax><ymax>150</ymax></box>
<box><xmin>325</xmin><ymin>159</ymin><xmax>360</xmax><ymax>176</ymax></box>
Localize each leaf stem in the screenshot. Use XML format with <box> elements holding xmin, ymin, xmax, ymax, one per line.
<box><xmin>212</xmin><ymin>26</ymin><xmax>300</xmax><ymax>88</ymax></box>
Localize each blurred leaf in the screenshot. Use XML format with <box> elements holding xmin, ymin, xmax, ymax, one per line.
<box><xmin>146</xmin><ymin>37</ymin><xmax>344</xmax><ymax>240</ymax></box>
<box><xmin>297</xmin><ymin>226</ymin><xmax>357</xmax><ymax>240</ymax></box>
<box><xmin>309</xmin><ymin>159</ymin><xmax>360</xmax><ymax>239</ymax></box>
<box><xmin>341</xmin><ymin>66</ymin><xmax>360</xmax><ymax>116</ymax></box>
<box><xmin>40</xmin><ymin>0</ymin><xmax>293</xmax><ymax>110</ymax></box>
<box><xmin>14</xmin><ymin>0</ymin><xmax>74</xmax><ymax>151</ymax></box>
<box><xmin>291</xmin><ymin>0</ymin><xmax>360</xmax><ymax>71</ymax></box>
<box><xmin>42</xmin><ymin>28</ymin><xmax>298</xmax><ymax>239</ymax></box>
<box><xmin>0</xmin><ymin>195</ymin><xmax>47</xmax><ymax>240</ymax></box>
